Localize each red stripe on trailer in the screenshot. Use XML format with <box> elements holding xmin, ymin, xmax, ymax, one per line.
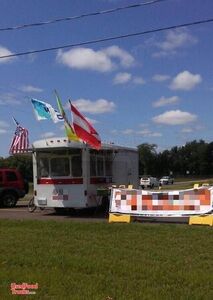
<box><xmin>90</xmin><ymin>177</ymin><xmax>112</xmax><ymax>184</ymax></box>
<box><xmin>38</xmin><ymin>178</ymin><xmax>83</xmax><ymax>184</ymax></box>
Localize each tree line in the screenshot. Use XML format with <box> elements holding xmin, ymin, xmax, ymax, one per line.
<box><xmin>138</xmin><ymin>140</ymin><xmax>213</xmax><ymax>177</ymax></box>
<box><xmin>0</xmin><ymin>139</ymin><xmax>212</xmax><ymax>180</ymax></box>
<box><xmin>0</xmin><ymin>155</ymin><xmax>33</xmax><ymax>181</ymax></box>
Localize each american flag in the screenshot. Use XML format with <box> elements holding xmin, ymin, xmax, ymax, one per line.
<box><xmin>9</xmin><ymin>118</ymin><xmax>29</xmax><ymax>154</ymax></box>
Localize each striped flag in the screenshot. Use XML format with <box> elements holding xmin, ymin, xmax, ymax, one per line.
<box><xmin>9</xmin><ymin>118</ymin><xmax>29</xmax><ymax>154</ymax></box>
<box><xmin>70</xmin><ymin>101</ymin><xmax>101</xmax><ymax>150</ymax></box>
<box><xmin>55</xmin><ymin>90</ymin><xmax>80</xmax><ymax>142</ymax></box>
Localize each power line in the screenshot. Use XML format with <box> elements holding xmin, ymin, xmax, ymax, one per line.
<box><xmin>0</xmin><ymin>0</ymin><xmax>168</xmax><ymax>32</ymax></box>
<box><xmin>0</xmin><ymin>17</ymin><xmax>213</xmax><ymax>60</ymax></box>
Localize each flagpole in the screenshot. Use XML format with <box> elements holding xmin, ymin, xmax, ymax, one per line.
<box><xmin>12</xmin><ymin>116</ymin><xmax>19</xmax><ymax>126</ymax></box>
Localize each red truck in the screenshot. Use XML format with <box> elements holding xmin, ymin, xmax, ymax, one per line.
<box><xmin>0</xmin><ymin>168</ymin><xmax>29</xmax><ymax>207</ymax></box>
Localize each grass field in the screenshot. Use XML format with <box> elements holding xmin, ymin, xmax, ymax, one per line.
<box><xmin>0</xmin><ymin>220</ymin><xmax>212</xmax><ymax>299</ymax></box>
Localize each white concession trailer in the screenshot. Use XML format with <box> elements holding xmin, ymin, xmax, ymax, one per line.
<box><xmin>32</xmin><ymin>137</ymin><xmax>138</xmax><ymax>210</ymax></box>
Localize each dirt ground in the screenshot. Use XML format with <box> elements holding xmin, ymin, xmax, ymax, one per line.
<box><xmin>0</xmin><ymin>201</ymin><xmax>107</xmax><ymax>222</ymax></box>
<box><xmin>0</xmin><ymin>201</ymin><xmax>189</xmax><ymax>224</ymax></box>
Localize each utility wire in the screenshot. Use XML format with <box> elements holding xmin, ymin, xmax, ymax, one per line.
<box><xmin>0</xmin><ymin>17</ymin><xmax>213</xmax><ymax>60</ymax></box>
<box><xmin>0</xmin><ymin>0</ymin><xmax>167</xmax><ymax>32</ymax></box>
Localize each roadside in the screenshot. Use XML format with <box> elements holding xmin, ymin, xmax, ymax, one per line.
<box><xmin>0</xmin><ymin>178</ymin><xmax>211</xmax><ymax>222</ymax></box>
<box><xmin>0</xmin><ymin>200</ymin><xmax>189</xmax><ymax>224</ymax></box>
<box><xmin>0</xmin><ymin>200</ymin><xmax>107</xmax><ymax>222</ymax></box>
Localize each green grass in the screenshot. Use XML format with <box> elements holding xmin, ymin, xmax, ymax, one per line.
<box><xmin>0</xmin><ymin>220</ymin><xmax>212</xmax><ymax>299</ymax></box>
<box><xmin>163</xmin><ymin>180</ymin><xmax>213</xmax><ymax>191</ymax></box>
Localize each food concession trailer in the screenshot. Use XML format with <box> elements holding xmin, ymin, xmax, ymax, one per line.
<box><xmin>32</xmin><ymin>137</ymin><xmax>138</xmax><ymax>211</ymax></box>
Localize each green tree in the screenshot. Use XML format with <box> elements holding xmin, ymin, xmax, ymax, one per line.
<box><xmin>0</xmin><ymin>155</ymin><xmax>33</xmax><ymax>181</ymax></box>
<box><xmin>138</xmin><ymin>143</ymin><xmax>157</xmax><ymax>175</ymax></box>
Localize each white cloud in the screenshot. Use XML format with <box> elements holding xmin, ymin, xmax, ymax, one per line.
<box><xmin>0</xmin><ymin>46</ymin><xmax>14</xmax><ymax>63</ymax></box>
<box><xmin>152</xmin><ymin>96</ymin><xmax>180</xmax><ymax>108</ymax></box>
<box><xmin>57</xmin><ymin>48</ymin><xmax>113</xmax><ymax>72</ymax></box>
<box><xmin>181</xmin><ymin>128</ymin><xmax>193</xmax><ymax>133</ymax></box>
<box><xmin>152</xmin><ymin>74</ymin><xmax>170</xmax><ymax>82</ymax></box>
<box><xmin>153</xmin><ymin>29</ymin><xmax>197</xmax><ymax>57</ymax></box>
<box><xmin>181</xmin><ymin>125</ymin><xmax>204</xmax><ymax>133</ymax></box>
<box><xmin>122</xmin><ymin>129</ymin><xmax>134</xmax><ymax>135</ymax></box>
<box><xmin>103</xmin><ymin>45</ymin><xmax>134</xmax><ymax>67</ymax></box>
<box><xmin>57</xmin><ymin>45</ymin><xmax>134</xmax><ymax>72</ymax></box>
<box><xmin>153</xmin><ymin>110</ymin><xmax>197</xmax><ymax>125</ymax></box>
<box><xmin>121</xmin><ymin>128</ymin><xmax>162</xmax><ymax>137</ymax></box>
<box><xmin>72</xmin><ymin>98</ymin><xmax>116</xmax><ymax>114</ymax></box>
<box><xmin>149</xmin><ymin>132</ymin><xmax>162</xmax><ymax>137</ymax></box>
<box><xmin>111</xmin><ymin>129</ymin><xmax>118</xmax><ymax>135</ymax></box>
<box><xmin>0</xmin><ymin>93</ymin><xmax>21</xmax><ymax>105</ymax></box>
<box><xmin>20</xmin><ymin>85</ymin><xmax>43</xmax><ymax>93</ymax></box>
<box><xmin>41</xmin><ymin>132</ymin><xmax>56</xmax><ymax>138</ymax></box>
<box><xmin>170</xmin><ymin>70</ymin><xmax>202</xmax><ymax>90</ymax></box>
<box><xmin>159</xmin><ymin>29</ymin><xmax>197</xmax><ymax>51</ymax></box>
<box><xmin>137</xmin><ymin>128</ymin><xmax>162</xmax><ymax>137</ymax></box>
<box><xmin>113</xmin><ymin>72</ymin><xmax>132</xmax><ymax>84</ymax></box>
<box><xmin>113</xmin><ymin>73</ymin><xmax>145</xmax><ymax>85</ymax></box>
<box><xmin>132</xmin><ymin>76</ymin><xmax>145</xmax><ymax>85</ymax></box>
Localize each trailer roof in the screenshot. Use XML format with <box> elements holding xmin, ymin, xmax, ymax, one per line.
<box><xmin>32</xmin><ymin>137</ymin><xmax>137</xmax><ymax>152</ymax></box>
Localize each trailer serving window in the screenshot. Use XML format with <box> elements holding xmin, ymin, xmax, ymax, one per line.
<box><xmin>50</xmin><ymin>157</ymin><xmax>70</xmax><ymax>176</ymax></box>
<box><xmin>37</xmin><ymin>149</ymin><xmax>82</xmax><ymax>178</ymax></box>
<box><xmin>71</xmin><ymin>155</ymin><xmax>82</xmax><ymax>177</ymax></box>
<box><xmin>90</xmin><ymin>150</ymin><xmax>113</xmax><ymax>177</ymax></box>
<box><xmin>39</xmin><ymin>157</ymin><xmax>50</xmax><ymax>177</ymax></box>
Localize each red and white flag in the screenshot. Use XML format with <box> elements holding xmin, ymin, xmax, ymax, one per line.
<box><xmin>9</xmin><ymin>118</ymin><xmax>29</xmax><ymax>154</ymax></box>
<box><xmin>70</xmin><ymin>101</ymin><xmax>101</xmax><ymax>150</ymax></box>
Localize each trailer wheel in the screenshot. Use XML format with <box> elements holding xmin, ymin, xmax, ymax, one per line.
<box><xmin>2</xmin><ymin>193</ymin><xmax>17</xmax><ymax>208</ymax></box>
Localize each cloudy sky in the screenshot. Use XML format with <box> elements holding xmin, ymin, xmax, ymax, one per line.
<box><xmin>0</xmin><ymin>0</ymin><xmax>213</xmax><ymax>156</ymax></box>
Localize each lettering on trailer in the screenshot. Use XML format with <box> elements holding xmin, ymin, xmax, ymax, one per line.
<box><xmin>52</xmin><ymin>188</ymin><xmax>69</xmax><ymax>201</ymax></box>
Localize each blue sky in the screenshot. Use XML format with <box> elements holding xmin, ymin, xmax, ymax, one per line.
<box><xmin>0</xmin><ymin>0</ymin><xmax>213</xmax><ymax>157</ymax></box>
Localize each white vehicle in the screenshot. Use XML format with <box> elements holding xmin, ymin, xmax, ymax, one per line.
<box><xmin>140</xmin><ymin>176</ymin><xmax>159</xmax><ymax>189</ymax></box>
<box><xmin>159</xmin><ymin>176</ymin><xmax>174</xmax><ymax>185</ymax></box>
<box><xmin>32</xmin><ymin>137</ymin><xmax>138</xmax><ymax>211</ymax></box>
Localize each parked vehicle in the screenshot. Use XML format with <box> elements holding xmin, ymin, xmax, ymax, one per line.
<box><xmin>140</xmin><ymin>175</ymin><xmax>159</xmax><ymax>189</ymax></box>
<box><xmin>0</xmin><ymin>168</ymin><xmax>29</xmax><ymax>207</ymax></box>
<box><xmin>159</xmin><ymin>176</ymin><xmax>174</xmax><ymax>185</ymax></box>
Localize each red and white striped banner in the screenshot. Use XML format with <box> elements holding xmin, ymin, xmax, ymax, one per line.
<box><xmin>70</xmin><ymin>101</ymin><xmax>101</xmax><ymax>150</ymax></box>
